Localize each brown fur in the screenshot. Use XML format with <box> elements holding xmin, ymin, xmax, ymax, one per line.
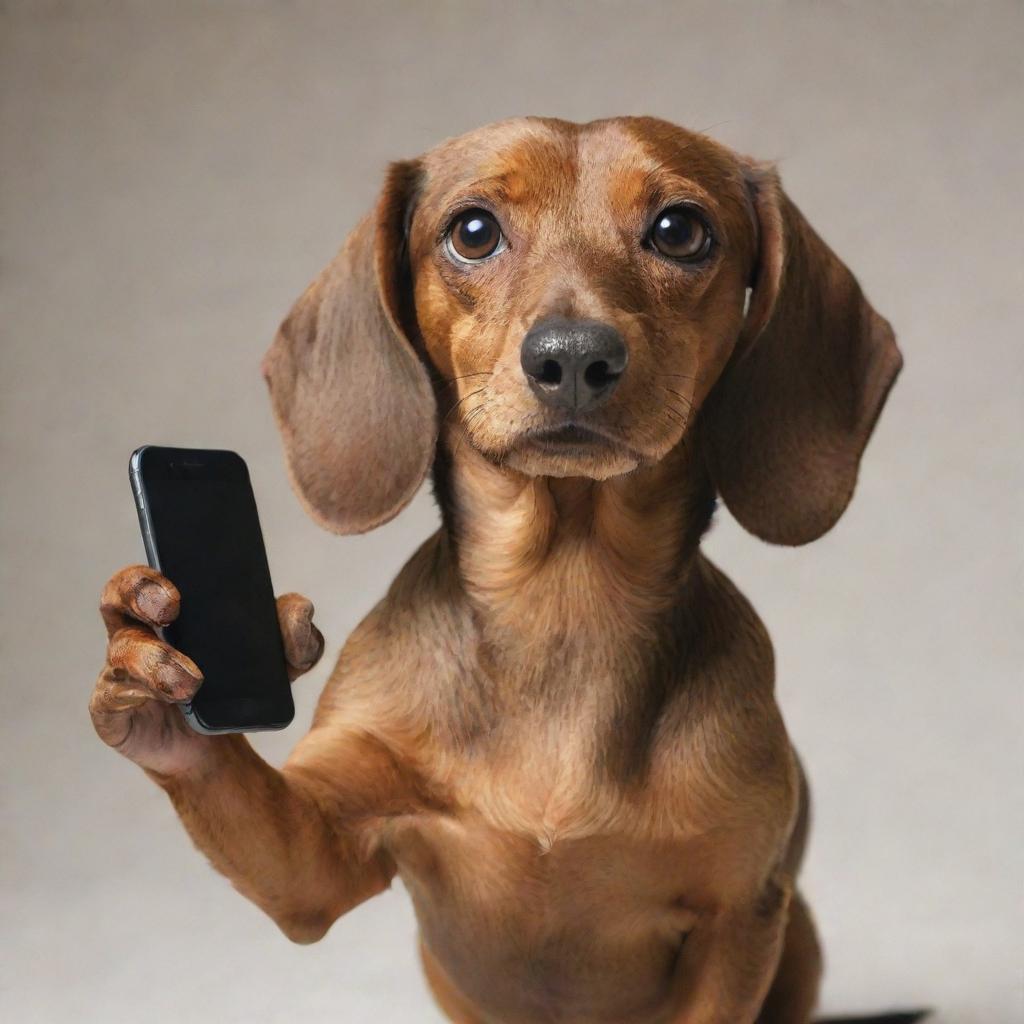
<box><xmin>90</xmin><ymin>117</ymin><xmax>901</xmax><ymax>1023</ymax></box>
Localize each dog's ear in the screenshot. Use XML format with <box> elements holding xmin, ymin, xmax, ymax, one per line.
<box><xmin>704</xmin><ymin>164</ymin><xmax>902</xmax><ymax>545</ymax></box>
<box><xmin>263</xmin><ymin>160</ymin><xmax>436</xmax><ymax>535</ymax></box>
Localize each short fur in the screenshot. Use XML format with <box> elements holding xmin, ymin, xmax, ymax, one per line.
<box><xmin>91</xmin><ymin>117</ymin><xmax>902</xmax><ymax>1024</ymax></box>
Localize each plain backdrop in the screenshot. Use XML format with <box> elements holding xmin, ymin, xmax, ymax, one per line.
<box><xmin>2</xmin><ymin>3</ymin><xmax>1021</xmax><ymax>1022</ymax></box>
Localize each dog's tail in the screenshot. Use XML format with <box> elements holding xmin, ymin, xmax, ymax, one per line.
<box><xmin>817</xmin><ymin>1013</ymin><xmax>930</xmax><ymax>1023</ymax></box>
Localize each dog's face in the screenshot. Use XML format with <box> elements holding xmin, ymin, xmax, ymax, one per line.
<box><xmin>264</xmin><ymin>116</ymin><xmax>900</xmax><ymax>544</ymax></box>
<box><xmin>407</xmin><ymin>118</ymin><xmax>753</xmax><ymax>480</ymax></box>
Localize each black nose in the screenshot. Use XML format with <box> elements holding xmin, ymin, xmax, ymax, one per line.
<box><xmin>520</xmin><ymin>318</ymin><xmax>628</xmax><ymax>412</ymax></box>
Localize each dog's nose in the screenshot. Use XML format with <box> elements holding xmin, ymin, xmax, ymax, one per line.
<box><xmin>520</xmin><ymin>318</ymin><xmax>628</xmax><ymax>412</ymax></box>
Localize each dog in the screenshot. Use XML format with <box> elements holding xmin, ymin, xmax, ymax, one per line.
<box><xmin>91</xmin><ymin>116</ymin><xmax>905</xmax><ymax>1023</ymax></box>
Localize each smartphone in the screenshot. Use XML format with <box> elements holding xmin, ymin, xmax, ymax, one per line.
<box><xmin>129</xmin><ymin>445</ymin><xmax>294</xmax><ymax>734</ymax></box>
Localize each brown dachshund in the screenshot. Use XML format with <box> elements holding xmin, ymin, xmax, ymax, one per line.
<box><xmin>90</xmin><ymin>117</ymin><xmax>902</xmax><ymax>1024</ymax></box>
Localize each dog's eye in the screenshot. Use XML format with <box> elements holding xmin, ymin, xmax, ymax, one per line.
<box><xmin>446</xmin><ymin>209</ymin><xmax>505</xmax><ymax>263</ymax></box>
<box><xmin>649</xmin><ymin>206</ymin><xmax>711</xmax><ymax>261</ymax></box>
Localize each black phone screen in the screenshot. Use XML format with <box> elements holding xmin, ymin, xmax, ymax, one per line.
<box><xmin>131</xmin><ymin>447</ymin><xmax>293</xmax><ymax>732</ymax></box>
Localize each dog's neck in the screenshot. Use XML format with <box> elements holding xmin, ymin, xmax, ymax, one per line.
<box><xmin>434</xmin><ymin>422</ymin><xmax>715</xmax><ymax>650</ymax></box>
<box><xmin>420</xmin><ymin>424</ymin><xmax>720</xmax><ymax>776</ymax></box>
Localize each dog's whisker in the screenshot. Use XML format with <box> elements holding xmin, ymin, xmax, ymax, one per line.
<box><xmin>441</xmin><ymin>387</ymin><xmax>488</xmax><ymax>426</ymax></box>
<box><xmin>661</xmin><ymin>386</ymin><xmax>693</xmax><ymax>403</ymax></box>
<box><xmin>451</xmin><ymin>400</ymin><xmax>493</xmax><ymax>461</ymax></box>
<box><xmin>439</xmin><ymin>371</ymin><xmax>492</xmax><ymax>387</ymax></box>
<box><xmin>694</xmin><ymin>118</ymin><xmax>737</xmax><ymax>139</ymax></box>
<box><xmin>658</xmin><ymin>385</ymin><xmax>695</xmax><ymax>416</ymax></box>
<box><xmin>463</xmin><ymin>402</ymin><xmax>491</xmax><ymax>425</ymax></box>
<box><xmin>662</xmin><ymin>407</ymin><xmax>689</xmax><ymax>432</ymax></box>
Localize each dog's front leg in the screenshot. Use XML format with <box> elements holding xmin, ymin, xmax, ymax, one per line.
<box><xmin>90</xmin><ymin>565</ymin><xmax>397</xmax><ymax>943</ymax></box>
<box><xmin>156</xmin><ymin>729</ymin><xmax>398</xmax><ymax>943</ymax></box>
<box><xmin>672</xmin><ymin>877</ymin><xmax>792</xmax><ymax>1024</ymax></box>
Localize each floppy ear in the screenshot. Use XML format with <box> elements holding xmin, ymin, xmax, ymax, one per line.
<box><xmin>262</xmin><ymin>161</ymin><xmax>436</xmax><ymax>535</ymax></box>
<box><xmin>704</xmin><ymin>165</ymin><xmax>902</xmax><ymax>545</ymax></box>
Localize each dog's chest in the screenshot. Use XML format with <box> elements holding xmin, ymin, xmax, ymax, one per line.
<box><xmin>406</xmin><ymin>601</ymin><xmax>704</xmax><ymax>848</ymax></box>
<box><xmin>385</xmin><ymin>717</ymin><xmax>711</xmax><ymax>934</ymax></box>
<box><xmin>420</xmin><ymin>663</ymin><xmax>708</xmax><ymax>854</ymax></box>
<box><xmin>398</xmin><ymin>635</ymin><xmax>785</xmax><ymax>867</ymax></box>
<box><xmin>449</xmin><ymin>713</ymin><xmax>620</xmax><ymax>848</ymax></box>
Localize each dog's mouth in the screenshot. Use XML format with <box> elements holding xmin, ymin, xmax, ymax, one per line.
<box><xmin>460</xmin><ymin>401</ymin><xmax>661</xmax><ymax>479</ymax></box>
<box><xmin>524</xmin><ymin>423</ymin><xmax>611</xmax><ymax>451</ymax></box>
<box><xmin>499</xmin><ymin>419</ymin><xmax>647</xmax><ymax>479</ymax></box>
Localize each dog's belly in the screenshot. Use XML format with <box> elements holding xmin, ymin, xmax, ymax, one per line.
<box><xmin>384</xmin><ymin>813</ymin><xmax>700</xmax><ymax>1024</ymax></box>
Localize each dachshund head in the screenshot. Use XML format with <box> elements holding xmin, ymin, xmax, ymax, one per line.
<box><xmin>264</xmin><ymin>116</ymin><xmax>900</xmax><ymax>545</ymax></box>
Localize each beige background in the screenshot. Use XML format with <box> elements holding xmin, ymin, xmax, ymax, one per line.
<box><xmin>2</xmin><ymin>2</ymin><xmax>1021</xmax><ymax>1022</ymax></box>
